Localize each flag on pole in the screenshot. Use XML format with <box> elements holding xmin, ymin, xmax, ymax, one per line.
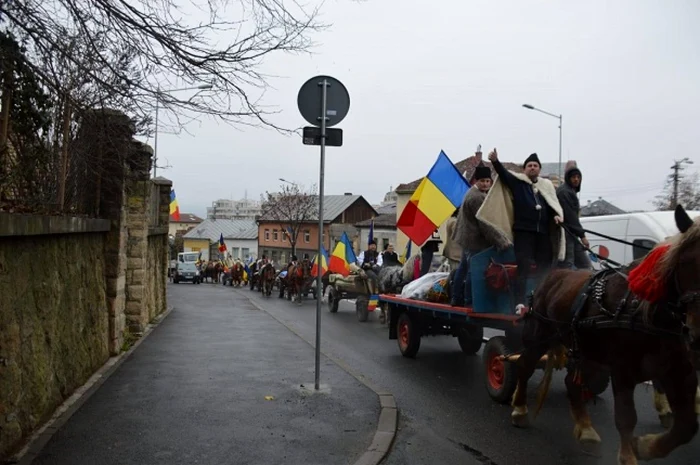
<box><xmin>218</xmin><ymin>233</ymin><xmax>227</xmax><ymax>253</ymax></box>
<box><xmin>328</xmin><ymin>232</ymin><xmax>357</xmax><ymax>277</ymax></box>
<box><xmin>396</xmin><ymin>150</ymin><xmax>469</xmax><ymax>245</ymax></box>
<box><xmin>169</xmin><ymin>189</ymin><xmax>181</xmax><ymax>222</ymax></box>
<box><xmin>311</xmin><ymin>245</ymin><xmax>330</xmax><ymax>277</ymax></box>
<box><xmin>399</xmin><ymin>241</ymin><xmax>412</xmax><ymax>264</ymax></box>
<box><xmin>368</xmin><ymin>218</ymin><xmax>374</xmax><ymax>246</ymax></box>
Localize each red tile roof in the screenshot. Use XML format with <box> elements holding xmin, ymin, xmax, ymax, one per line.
<box><xmin>171</xmin><ymin>212</ymin><xmax>204</xmax><ymax>223</ymax></box>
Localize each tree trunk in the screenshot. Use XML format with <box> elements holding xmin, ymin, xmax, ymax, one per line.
<box><xmin>291</xmin><ymin>242</ymin><xmax>296</xmax><ymax>257</ymax></box>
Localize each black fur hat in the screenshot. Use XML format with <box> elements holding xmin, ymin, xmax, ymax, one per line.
<box><xmin>523</xmin><ymin>153</ymin><xmax>541</xmax><ymax>168</ymax></box>
<box><xmin>474</xmin><ymin>165</ymin><xmax>491</xmax><ymax>181</ymax></box>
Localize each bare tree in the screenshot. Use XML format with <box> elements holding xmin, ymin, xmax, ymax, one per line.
<box><xmin>1</xmin><ymin>0</ymin><xmax>324</xmax><ymax>132</ymax></box>
<box><xmin>260</xmin><ymin>183</ymin><xmax>318</xmax><ymax>257</ymax></box>
<box><xmin>653</xmin><ymin>171</ymin><xmax>700</xmax><ymax>211</ymax></box>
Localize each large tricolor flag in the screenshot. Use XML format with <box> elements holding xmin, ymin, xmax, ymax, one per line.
<box><xmin>170</xmin><ymin>189</ymin><xmax>181</xmax><ymax>222</ymax></box>
<box><xmin>397</xmin><ymin>150</ymin><xmax>469</xmax><ymax>246</ymax></box>
<box><xmin>328</xmin><ymin>232</ymin><xmax>357</xmax><ymax>277</ymax></box>
<box><xmin>218</xmin><ymin>233</ymin><xmax>227</xmax><ymax>253</ymax></box>
<box><xmin>311</xmin><ymin>245</ymin><xmax>330</xmax><ymax>277</ymax></box>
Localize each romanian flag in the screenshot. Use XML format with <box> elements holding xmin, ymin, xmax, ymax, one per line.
<box><xmin>397</xmin><ymin>150</ymin><xmax>469</xmax><ymax>246</ymax></box>
<box><xmin>368</xmin><ymin>218</ymin><xmax>374</xmax><ymax>246</ymax></box>
<box><xmin>328</xmin><ymin>232</ymin><xmax>357</xmax><ymax>277</ymax></box>
<box><xmin>311</xmin><ymin>245</ymin><xmax>330</xmax><ymax>277</ymax></box>
<box><xmin>218</xmin><ymin>233</ymin><xmax>227</xmax><ymax>253</ymax></box>
<box><xmin>368</xmin><ymin>294</ymin><xmax>379</xmax><ymax>311</ymax></box>
<box><xmin>169</xmin><ymin>189</ymin><xmax>181</xmax><ymax>222</ymax></box>
<box><xmin>399</xmin><ymin>241</ymin><xmax>412</xmax><ymax>264</ymax></box>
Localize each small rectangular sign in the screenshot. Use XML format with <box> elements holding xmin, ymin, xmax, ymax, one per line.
<box><xmin>302</xmin><ymin>126</ymin><xmax>343</xmax><ymax>147</ymax></box>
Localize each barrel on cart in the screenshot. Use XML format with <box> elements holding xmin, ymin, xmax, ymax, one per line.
<box><xmin>379</xmin><ymin>246</ymin><xmax>610</xmax><ymax>404</ymax></box>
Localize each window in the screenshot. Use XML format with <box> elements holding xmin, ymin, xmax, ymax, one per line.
<box><xmin>273</xmin><ymin>230</ymin><xmax>279</xmax><ymax>241</ymax></box>
<box><xmin>264</xmin><ymin>229</ymin><xmax>270</xmax><ymax>241</ymax></box>
<box><xmin>382</xmin><ymin>238</ymin><xmax>390</xmax><ymax>250</ymax></box>
<box><xmin>304</xmin><ymin>230</ymin><xmax>311</xmax><ymax>243</ymax></box>
<box><xmin>232</xmin><ymin>247</ymin><xmax>239</xmax><ymax>259</ymax></box>
<box><xmin>282</xmin><ymin>231</ymin><xmax>287</xmax><ymax>242</ymax></box>
<box><xmin>632</xmin><ymin>239</ymin><xmax>657</xmax><ymax>261</ymax></box>
<box><xmin>272</xmin><ymin>250</ymin><xmax>278</xmax><ymax>263</ymax></box>
<box><xmin>242</xmin><ymin>248</ymin><xmax>250</xmax><ymax>259</ymax></box>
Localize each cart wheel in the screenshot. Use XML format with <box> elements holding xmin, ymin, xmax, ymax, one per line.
<box><xmin>328</xmin><ymin>288</ymin><xmax>339</xmax><ymax>313</ymax></box>
<box><xmin>457</xmin><ymin>324</ymin><xmax>484</xmax><ymax>355</ymax></box>
<box><xmin>356</xmin><ymin>298</ymin><xmax>369</xmax><ymax>322</ymax></box>
<box><xmin>397</xmin><ymin>313</ymin><xmax>420</xmax><ymax>358</ymax></box>
<box><xmin>483</xmin><ymin>336</ymin><xmax>518</xmax><ymax>404</ymax></box>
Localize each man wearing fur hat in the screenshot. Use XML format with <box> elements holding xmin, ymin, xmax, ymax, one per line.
<box><xmin>556</xmin><ymin>161</ymin><xmax>592</xmax><ymax>270</ymax></box>
<box><xmin>450</xmin><ymin>164</ymin><xmax>510</xmax><ymax>306</ymax></box>
<box><xmin>478</xmin><ymin>149</ymin><xmax>565</xmax><ymax>313</ymax></box>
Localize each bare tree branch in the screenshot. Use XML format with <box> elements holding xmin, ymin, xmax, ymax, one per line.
<box><xmin>259</xmin><ymin>182</ymin><xmax>318</xmax><ymax>255</ymax></box>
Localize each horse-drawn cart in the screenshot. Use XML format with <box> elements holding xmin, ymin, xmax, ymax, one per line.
<box><xmin>326</xmin><ymin>271</ymin><xmax>375</xmax><ymax>322</ymax></box>
<box><xmin>379</xmin><ymin>246</ymin><xmax>611</xmax><ymax>404</ymax></box>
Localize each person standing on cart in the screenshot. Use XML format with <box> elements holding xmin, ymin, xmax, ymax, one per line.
<box><xmin>450</xmin><ymin>164</ymin><xmax>510</xmax><ymax>306</ymax></box>
<box><xmin>382</xmin><ymin>243</ymin><xmax>401</xmax><ymax>267</ymax></box>
<box><xmin>556</xmin><ymin>160</ymin><xmax>592</xmax><ymax>270</ymax></box>
<box><xmin>478</xmin><ymin>149</ymin><xmax>565</xmax><ymax>314</ymax></box>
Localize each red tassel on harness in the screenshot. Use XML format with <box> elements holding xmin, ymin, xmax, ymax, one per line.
<box><xmin>627</xmin><ymin>244</ymin><xmax>672</xmax><ymax>303</ymax></box>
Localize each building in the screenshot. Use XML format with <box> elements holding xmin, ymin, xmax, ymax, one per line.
<box><xmin>581</xmin><ymin>198</ymin><xmax>626</xmax><ymax>217</ymax></box>
<box><xmin>206</xmin><ymin>197</ymin><xmax>262</xmax><ymax>220</ymax></box>
<box><xmin>393</xmin><ymin>148</ymin><xmax>567</xmax><ymax>256</ymax></box>
<box><xmin>183</xmin><ymin>218</ymin><xmax>258</xmax><ymax>261</ymax></box>
<box><xmin>257</xmin><ymin>193</ymin><xmax>377</xmax><ymax>266</ymax></box>
<box><xmin>355</xmin><ymin>214</ymin><xmax>397</xmax><ymax>252</ymax></box>
<box><xmin>169</xmin><ymin>212</ymin><xmax>204</xmax><ymax>237</ymax></box>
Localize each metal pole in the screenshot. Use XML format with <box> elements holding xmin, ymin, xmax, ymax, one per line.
<box><xmin>153</xmin><ymin>87</ymin><xmax>159</xmax><ymax>178</ymax></box>
<box><xmin>558</xmin><ymin>114</ymin><xmax>562</xmax><ymax>182</ymax></box>
<box><xmin>315</xmin><ymin>78</ymin><xmax>328</xmax><ymax>391</ymax></box>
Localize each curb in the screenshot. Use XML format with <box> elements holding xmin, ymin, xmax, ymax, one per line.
<box><xmin>7</xmin><ymin>306</ymin><xmax>175</xmax><ymax>465</ymax></box>
<box><xmin>241</xmin><ymin>291</ymin><xmax>397</xmax><ymax>465</ymax></box>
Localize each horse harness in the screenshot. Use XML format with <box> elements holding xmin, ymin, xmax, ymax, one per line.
<box><xmin>525</xmin><ymin>267</ymin><xmax>700</xmax><ymax>364</ymax></box>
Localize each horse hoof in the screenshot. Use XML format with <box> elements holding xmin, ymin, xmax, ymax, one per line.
<box><xmin>579</xmin><ymin>438</ymin><xmax>602</xmax><ymax>457</ymax></box>
<box><xmin>659</xmin><ymin>413</ymin><xmax>674</xmax><ymax>429</ymax></box>
<box><xmin>511</xmin><ymin>412</ymin><xmax>530</xmax><ymax>428</ymax></box>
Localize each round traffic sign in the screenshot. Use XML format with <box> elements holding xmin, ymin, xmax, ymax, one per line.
<box><xmin>297</xmin><ymin>75</ymin><xmax>350</xmax><ymax>128</ymax></box>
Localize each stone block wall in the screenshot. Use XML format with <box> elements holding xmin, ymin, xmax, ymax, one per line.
<box><xmin>0</xmin><ymin>216</ymin><xmax>110</xmax><ymax>460</ymax></box>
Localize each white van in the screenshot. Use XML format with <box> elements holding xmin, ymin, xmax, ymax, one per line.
<box><xmin>580</xmin><ymin>210</ymin><xmax>700</xmax><ymax>268</ymax></box>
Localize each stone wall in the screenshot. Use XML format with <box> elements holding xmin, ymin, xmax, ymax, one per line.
<box><xmin>0</xmin><ymin>110</ymin><xmax>171</xmax><ymax>461</ymax></box>
<box><xmin>0</xmin><ymin>217</ymin><xmax>110</xmax><ymax>460</ymax></box>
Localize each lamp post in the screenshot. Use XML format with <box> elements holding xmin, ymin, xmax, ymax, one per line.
<box><xmin>278</xmin><ymin>178</ymin><xmax>298</xmax><ymax>187</ymax></box>
<box><xmin>153</xmin><ymin>83</ymin><xmax>213</xmax><ymax>177</ymax></box>
<box><xmin>522</xmin><ymin>103</ymin><xmax>563</xmax><ymax>181</ymax></box>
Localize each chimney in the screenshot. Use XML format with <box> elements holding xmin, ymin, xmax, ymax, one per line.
<box><xmin>344</xmin><ymin>192</ymin><xmax>352</xmax><ymax>196</ymax></box>
<box><xmin>474</xmin><ymin>148</ymin><xmax>482</xmax><ymax>164</ymax></box>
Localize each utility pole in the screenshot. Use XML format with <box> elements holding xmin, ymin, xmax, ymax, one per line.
<box><xmin>670</xmin><ymin>158</ymin><xmax>694</xmax><ymax>209</ymax></box>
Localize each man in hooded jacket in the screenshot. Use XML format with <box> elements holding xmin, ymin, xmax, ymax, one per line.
<box><xmin>556</xmin><ymin>161</ymin><xmax>592</xmax><ymax>270</ymax></box>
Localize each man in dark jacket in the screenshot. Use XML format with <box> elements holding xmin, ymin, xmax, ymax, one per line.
<box><xmin>556</xmin><ymin>161</ymin><xmax>592</xmax><ymax>270</ymax></box>
<box><xmin>487</xmin><ymin>149</ymin><xmax>564</xmax><ymax>313</ymax></box>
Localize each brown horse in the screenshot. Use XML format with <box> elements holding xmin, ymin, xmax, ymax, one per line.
<box><xmin>510</xmin><ymin>205</ymin><xmax>700</xmax><ymax>465</ymax></box>
<box><xmin>259</xmin><ymin>263</ymin><xmax>276</xmax><ymax>297</ymax></box>
<box><xmin>230</xmin><ymin>262</ymin><xmax>244</xmax><ymax>287</ymax></box>
<box><xmin>286</xmin><ymin>259</ymin><xmax>312</xmax><ymax>304</ymax></box>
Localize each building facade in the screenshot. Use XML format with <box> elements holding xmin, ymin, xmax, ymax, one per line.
<box><xmin>207</xmin><ymin>197</ymin><xmax>262</xmax><ymax>220</ymax></box>
<box><xmin>183</xmin><ymin>218</ymin><xmax>258</xmax><ymax>261</ymax></box>
<box><xmin>257</xmin><ymin>194</ymin><xmax>377</xmax><ymax>267</ymax></box>
<box><xmin>169</xmin><ymin>212</ymin><xmax>203</xmax><ymax>237</ymax></box>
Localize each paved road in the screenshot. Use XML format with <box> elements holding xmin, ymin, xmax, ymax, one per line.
<box><xmin>230</xmin><ymin>281</ymin><xmax>700</xmax><ymax>465</ymax></box>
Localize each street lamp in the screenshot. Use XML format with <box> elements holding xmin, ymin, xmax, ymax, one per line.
<box><xmin>279</xmin><ymin>178</ymin><xmax>297</xmax><ymax>186</ymax></box>
<box><xmin>153</xmin><ymin>83</ymin><xmax>213</xmax><ymax>177</ymax></box>
<box><xmin>522</xmin><ymin>103</ymin><xmax>563</xmax><ymax>181</ymax></box>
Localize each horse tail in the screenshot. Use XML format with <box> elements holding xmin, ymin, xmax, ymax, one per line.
<box><xmin>534</xmin><ymin>344</ymin><xmax>568</xmax><ymax>419</ymax></box>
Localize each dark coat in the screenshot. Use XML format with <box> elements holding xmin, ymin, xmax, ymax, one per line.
<box><xmin>556</xmin><ymin>166</ymin><xmax>584</xmax><ymax>238</ymax></box>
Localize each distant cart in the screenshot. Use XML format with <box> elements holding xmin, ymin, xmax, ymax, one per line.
<box><xmin>379</xmin><ymin>246</ymin><xmax>611</xmax><ymax>404</ymax></box>
<box><xmin>326</xmin><ymin>272</ymin><xmax>374</xmax><ymax>322</ymax></box>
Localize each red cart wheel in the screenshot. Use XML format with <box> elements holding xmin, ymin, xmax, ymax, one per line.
<box><xmin>483</xmin><ymin>336</ymin><xmax>518</xmax><ymax>404</ymax></box>
<box><xmin>397</xmin><ymin>312</ymin><xmax>420</xmax><ymax>358</ymax></box>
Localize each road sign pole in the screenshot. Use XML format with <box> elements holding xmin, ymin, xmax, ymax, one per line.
<box><xmin>314</xmin><ymin>78</ymin><xmax>328</xmax><ymax>391</ymax></box>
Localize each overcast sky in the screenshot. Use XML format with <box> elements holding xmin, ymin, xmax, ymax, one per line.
<box><xmin>151</xmin><ymin>0</ymin><xmax>700</xmax><ymax>218</ymax></box>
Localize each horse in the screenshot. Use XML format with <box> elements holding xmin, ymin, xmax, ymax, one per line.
<box><xmin>259</xmin><ymin>262</ymin><xmax>276</xmax><ymax>297</ymax></box>
<box><xmin>376</xmin><ymin>255</ymin><xmax>420</xmax><ymax>324</ymax></box>
<box><xmin>286</xmin><ymin>259</ymin><xmax>312</xmax><ymax>304</ymax></box>
<box><xmin>510</xmin><ymin>205</ymin><xmax>700</xmax><ymax>465</ymax></box>
<box><xmin>230</xmin><ymin>261</ymin><xmax>244</xmax><ymax>287</ymax></box>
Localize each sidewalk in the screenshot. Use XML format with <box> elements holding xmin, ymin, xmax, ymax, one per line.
<box><xmin>28</xmin><ymin>287</ymin><xmax>380</xmax><ymax>465</ymax></box>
